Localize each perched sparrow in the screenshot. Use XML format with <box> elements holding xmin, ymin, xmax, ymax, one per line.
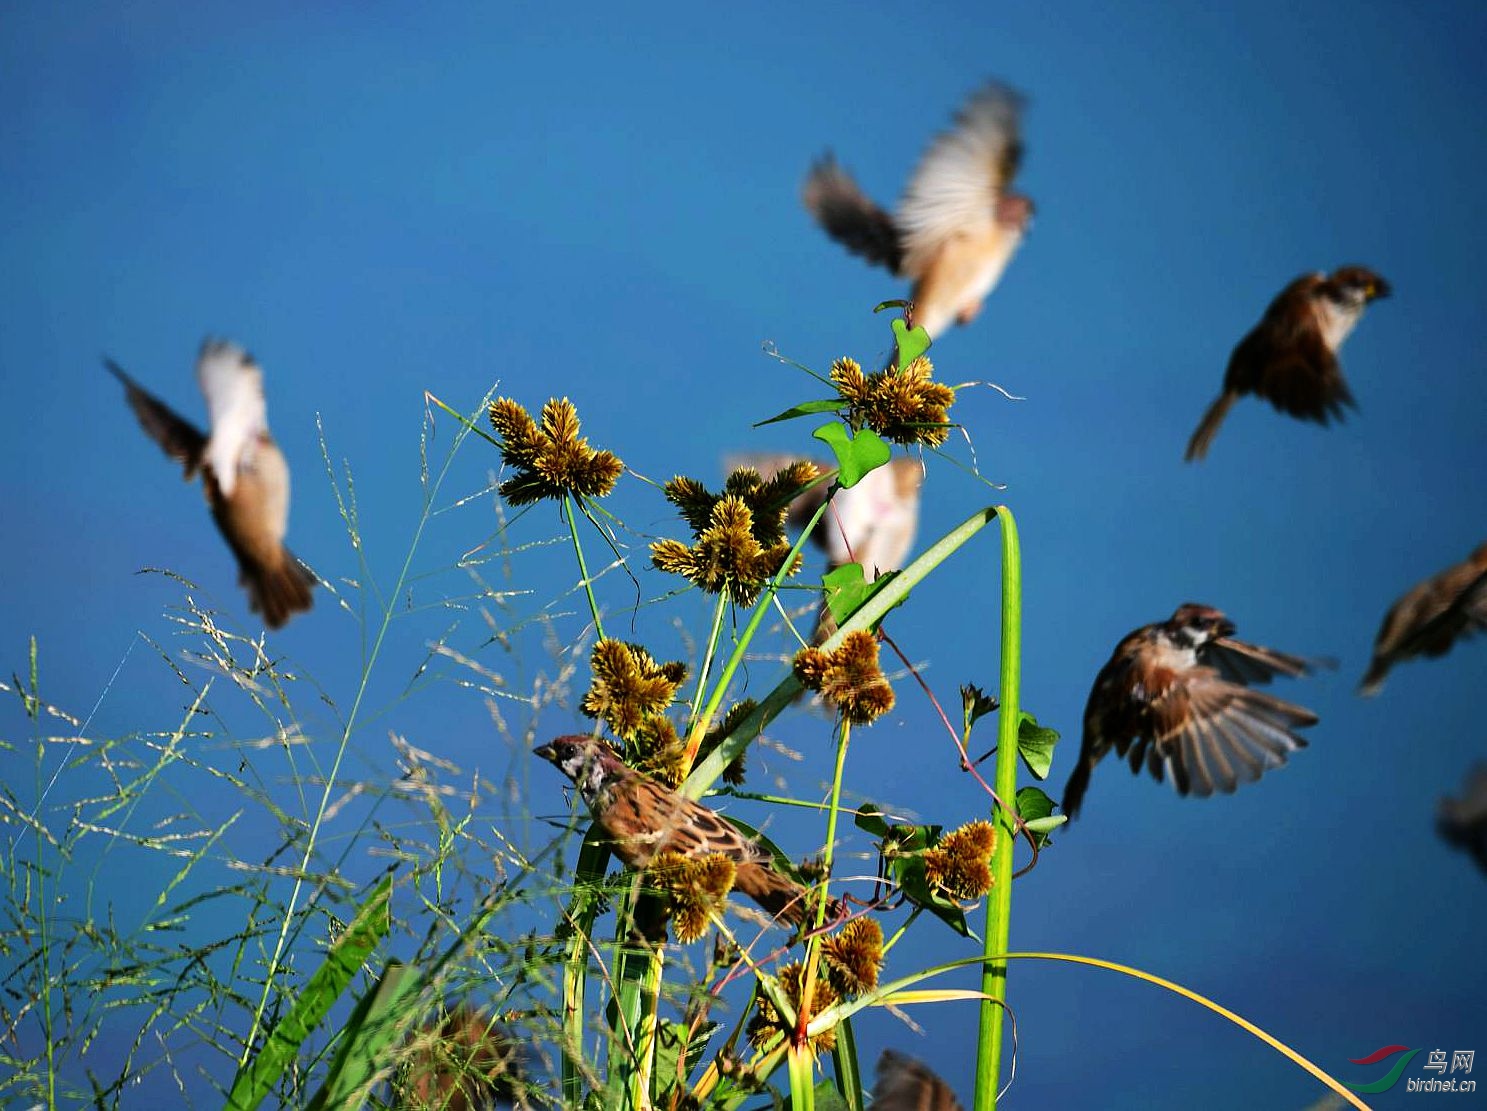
<box><xmin>869</xmin><ymin>1050</ymin><xmax>962</xmax><ymax>1111</ymax></box>
<box><xmin>1438</xmin><ymin>763</ymin><xmax>1487</xmax><ymax>876</ymax></box>
<box><xmin>394</xmin><ymin>1003</ymin><xmax>527</xmax><ymax>1111</ymax></box>
<box><xmin>1185</xmin><ymin>266</ymin><xmax>1390</xmax><ymax>461</ymax></box>
<box><xmin>1063</xmin><ymin>604</ymin><xmax>1319</xmax><ymax>819</ymax></box>
<box><xmin>534</xmin><ymin>735</ymin><xmax>820</xmax><ymax>925</ymax></box>
<box><xmin>733</xmin><ymin>454</ymin><xmax>924</xmax><ymax>640</ymax></box>
<box><xmin>107</xmin><ymin>340</ymin><xmax>314</xmax><ymax>628</ymax></box>
<box><xmin>803</xmin><ymin>81</ymin><xmax>1033</xmax><ymax>346</ymax></box>
<box><xmin>1360</xmin><ymin>542</ymin><xmax>1487</xmax><ymax>695</ymax></box>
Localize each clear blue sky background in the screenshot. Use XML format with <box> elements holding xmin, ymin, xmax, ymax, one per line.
<box><xmin>2</xmin><ymin>3</ymin><xmax>1485</xmax><ymax>1108</ymax></box>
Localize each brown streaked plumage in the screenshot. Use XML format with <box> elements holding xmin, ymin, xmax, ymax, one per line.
<box><xmin>394</xmin><ymin>1003</ymin><xmax>527</xmax><ymax>1111</ymax></box>
<box><xmin>1064</xmin><ymin>604</ymin><xmax>1320</xmax><ymax>819</ymax></box>
<box><xmin>870</xmin><ymin>1050</ymin><xmax>963</xmax><ymax>1111</ymax></box>
<box><xmin>534</xmin><ymin>735</ymin><xmax>827</xmax><ymax>926</ymax></box>
<box><xmin>1438</xmin><ymin>763</ymin><xmax>1487</xmax><ymax>876</ymax></box>
<box><xmin>802</xmin><ymin>82</ymin><xmax>1033</xmax><ymax>349</ymax></box>
<box><xmin>107</xmin><ymin>339</ymin><xmax>314</xmax><ymax>628</ymax></box>
<box><xmin>1360</xmin><ymin>542</ymin><xmax>1487</xmax><ymax>695</ymax></box>
<box><xmin>1185</xmin><ymin>266</ymin><xmax>1390</xmax><ymax>461</ymax></box>
<box><xmin>728</xmin><ymin>454</ymin><xmax>924</xmax><ymax>641</ymax></box>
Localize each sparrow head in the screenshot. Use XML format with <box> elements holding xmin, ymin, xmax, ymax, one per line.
<box><xmin>1167</xmin><ymin>603</ymin><xmax>1236</xmax><ymax>646</ymax></box>
<box><xmin>534</xmin><ymin>735</ymin><xmax>626</xmax><ymax>798</ymax></box>
<box><xmin>1328</xmin><ymin>266</ymin><xmax>1390</xmax><ymax>305</ymax></box>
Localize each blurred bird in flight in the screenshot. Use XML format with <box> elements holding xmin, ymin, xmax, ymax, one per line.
<box><xmin>1360</xmin><ymin>541</ymin><xmax>1487</xmax><ymax>695</ymax></box>
<box><xmin>107</xmin><ymin>339</ymin><xmax>314</xmax><ymax>628</ymax></box>
<box><xmin>869</xmin><ymin>1050</ymin><xmax>962</xmax><ymax>1111</ymax></box>
<box><xmin>1438</xmin><ymin>763</ymin><xmax>1487</xmax><ymax>876</ymax></box>
<box><xmin>1064</xmin><ymin>603</ymin><xmax>1321</xmax><ymax>819</ymax></box>
<box><xmin>1185</xmin><ymin>266</ymin><xmax>1390</xmax><ymax>460</ymax></box>
<box><xmin>802</xmin><ymin>81</ymin><xmax>1033</xmax><ymax>350</ymax></box>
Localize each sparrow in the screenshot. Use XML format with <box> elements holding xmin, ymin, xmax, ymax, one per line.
<box><xmin>394</xmin><ymin>1003</ymin><xmax>527</xmax><ymax>1111</ymax></box>
<box><xmin>802</xmin><ymin>81</ymin><xmax>1033</xmax><ymax>346</ymax></box>
<box><xmin>534</xmin><ymin>735</ymin><xmax>821</xmax><ymax>926</ymax></box>
<box><xmin>107</xmin><ymin>339</ymin><xmax>314</xmax><ymax>628</ymax></box>
<box><xmin>1360</xmin><ymin>541</ymin><xmax>1487</xmax><ymax>695</ymax></box>
<box><xmin>869</xmin><ymin>1050</ymin><xmax>962</xmax><ymax>1111</ymax></box>
<box><xmin>728</xmin><ymin>455</ymin><xmax>924</xmax><ymax>641</ymax></box>
<box><xmin>1063</xmin><ymin>604</ymin><xmax>1320</xmax><ymax>819</ymax></box>
<box><xmin>1437</xmin><ymin>763</ymin><xmax>1487</xmax><ymax>876</ymax></box>
<box><xmin>1185</xmin><ymin>266</ymin><xmax>1390</xmax><ymax>460</ymax></box>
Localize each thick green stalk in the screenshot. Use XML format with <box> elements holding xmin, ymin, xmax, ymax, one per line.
<box><xmin>560</xmin><ymin>829</ymin><xmax>611</xmax><ymax>1105</ymax></box>
<box><xmin>974</xmin><ymin>506</ymin><xmax>1020</xmax><ymax>1111</ymax></box>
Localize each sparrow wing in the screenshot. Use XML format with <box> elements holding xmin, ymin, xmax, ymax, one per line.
<box><xmin>197</xmin><ymin>339</ymin><xmax>269</xmax><ymax>498</ymax></box>
<box><xmin>1227</xmin><ymin>278</ymin><xmax>1355</xmax><ymax>423</ymax></box>
<box><xmin>1147</xmin><ymin>671</ymin><xmax>1314</xmax><ymax>798</ymax></box>
<box><xmin>106</xmin><ymin>359</ymin><xmax>207</xmax><ymax>478</ymax></box>
<box><xmin>1438</xmin><ymin>764</ymin><xmax>1487</xmax><ymax>875</ymax></box>
<box><xmin>1203</xmin><ymin>636</ymin><xmax>1316</xmax><ymax>686</ymax></box>
<box><xmin>896</xmin><ymin>82</ymin><xmax>1024</xmax><ymax>280</ymax></box>
<box><xmin>802</xmin><ymin>155</ymin><xmax>904</xmax><ymax>273</ymax></box>
<box><xmin>870</xmin><ymin>1050</ymin><xmax>964</xmax><ymax>1111</ymax></box>
<box><xmin>1063</xmin><ymin>630</ymin><xmax>1150</xmax><ymax>818</ymax></box>
<box><xmin>1363</xmin><ymin>559</ymin><xmax>1487</xmax><ymax>693</ymax></box>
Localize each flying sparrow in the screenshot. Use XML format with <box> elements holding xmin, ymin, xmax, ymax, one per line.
<box><xmin>870</xmin><ymin>1050</ymin><xmax>962</xmax><ymax>1111</ymax></box>
<box><xmin>728</xmin><ymin>454</ymin><xmax>924</xmax><ymax>640</ymax></box>
<box><xmin>803</xmin><ymin>81</ymin><xmax>1033</xmax><ymax>347</ymax></box>
<box><xmin>1360</xmin><ymin>541</ymin><xmax>1487</xmax><ymax>695</ymax></box>
<box><xmin>1063</xmin><ymin>604</ymin><xmax>1320</xmax><ymax>819</ymax></box>
<box><xmin>107</xmin><ymin>339</ymin><xmax>314</xmax><ymax>628</ymax></box>
<box><xmin>1438</xmin><ymin>763</ymin><xmax>1487</xmax><ymax>876</ymax></box>
<box><xmin>534</xmin><ymin>735</ymin><xmax>823</xmax><ymax>926</ymax></box>
<box><xmin>1185</xmin><ymin>266</ymin><xmax>1390</xmax><ymax>460</ymax></box>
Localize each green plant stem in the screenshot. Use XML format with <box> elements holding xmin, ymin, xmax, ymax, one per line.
<box><xmin>689</xmin><ymin>589</ymin><xmax>730</xmax><ymax>725</ymax></box>
<box><xmin>560</xmin><ymin>828</ymin><xmax>612</xmax><ymax>1105</ymax></box>
<box><xmin>564</xmin><ymin>494</ymin><xmax>606</xmax><ymax>640</ymax></box>
<box><xmin>816</xmin><ymin>718</ymin><xmax>852</xmax><ymax>928</ymax></box>
<box><xmin>974</xmin><ymin>506</ymin><xmax>1020</xmax><ymax>1111</ymax></box>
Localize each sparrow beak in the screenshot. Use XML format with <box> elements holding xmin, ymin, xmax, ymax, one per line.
<box><xmin>533</xmin><ymin>743</ymin><xmax>557</xmax><ymax>763</ymax></box>
<box><xmin>1215</xmin><ymin>617</ymin><xmax>1237</xmax><ymax>638</ymax></box>
<box><xmin>1366</xmin><ymin>278</ymin><xmax>1391</xmax><ymax>300</ymax></box>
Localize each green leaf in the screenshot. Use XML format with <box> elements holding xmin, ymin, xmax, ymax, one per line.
<box><xmin>821</xmin><ymin>564</ymin><xmax>906</xmax><ymax>630</ymax></box>
<box><xmin>652</xmin><ymin>1019</ymin><xmax>720</xmax><ymax>1100</ymax></box>
<box><xmin>227</xmin><ymin>873</ymin><xmax>395</xmax><ymax>1111</ymax></box>
<box><xmin>853</xmin><ymin>803</ymin><xmax>892</xmax><ymax>838</ymax></box>
<box><xmin>872</xmin><ymin>299</ymin><xmax>911</xmax><ymax>313</ymax></box>
<box><xmin>811</xmin><ymin>422</ymin><xmax>891</xmax><ymax>487</ymax></box>
<box><xmin>961</xmin><ymin>684</ymin><xmax>999</xmax><ymax>735</ymax></box>
<box><xmin>810</xmin><ymin>1078</ymin><xmax>851</xmax><ymax>1111</ymax></box>
<box><xmin>755</xmin><ymin>398</ymin><xmax>843</xmax><ymax>427</ymax></box>
<box><xmin>890</xmin><ymin>317</ymin><xmax>932</xmax><ymax>370</ymax></box>
<box><xmin>863</xmin><ymin>814</ymin><xmax>974</xmax><ymax>938</ymax></box>
<box><xmin>1015</xmin><ymin>786</ymin><xmax>1061</xmax><ymax>849</ymax></box>
<box><xmin>1016</xmin><ymin>712</ymin><xmax>1061</xmax><ymax>780</ymax></box>
<box><xmin>305</xmin><ymin>961</ymin><xmax>418</xmax><ymax>1111</ymax></box>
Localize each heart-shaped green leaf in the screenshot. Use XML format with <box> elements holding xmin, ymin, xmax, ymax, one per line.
<box><xmin>1016</xmin><ymin>712</ymin><xmax>1061</xmax><ymax>780</ymax></box>
<box><xmin>890</xmin><ymin>317</ymin><xmax>932</xmax><ymax>370</ymax></box>
<box><xmin>1016</xmin><ymin>786</ymin><xmax>1062</xmax><ymax>849</ymax></box>
<box><xmin>822</xmin><ymin>563</ymin><xmax>905</xmax><ymax>629</ymax></box>
<box><xmin>812</xmin><ymin>422</ymin><xmax>891</xmax><ymax>487</ymax></box>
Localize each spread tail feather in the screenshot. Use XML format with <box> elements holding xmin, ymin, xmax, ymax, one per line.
<box><xmin>1061</xmin><ymin>757</ymin><xmax>1094</xmax><ymax>821</ymax></box>
<box><xmin>243</xmin><ymin>550</ymin><xmax>315</xmax><ymax>629</ymax></box>
<box><xmin>1185</xmin><ymin>391</ymin><xmax>1236</xmax><ymax>462</ymax></box>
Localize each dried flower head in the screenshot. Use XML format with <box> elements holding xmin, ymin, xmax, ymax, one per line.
<box><xmin>581</xmin><ymin>639</ymin><xmax>688</xmax><ymax>740</ymax></box>
<box><xmin>630</xmin><ymin>715</ymin><xmax>686</xmax><ymax>786</ymax></box>
<box><xmin>651</xmin><ymin>495</ymin><xmax>803</xmax><ymax>606</ymax></box>
<box><xmin>668</xmin><ymin>463</ymin><xmax>821</xmax><ymax>547</ymax></box>
<box><xmin>923</xmin><ymin>819</ymin><xmax>996</xmax><ymax>900</ymax></box>
<box><xmin>793</xmin><ymin>630</ymin><xmax>896</xmax><ymax>725</ymax></box>
<box><xmin>746</xmin><ymin>961</ymin><xmax>840</xmax><ymax>1056</ymax></box>
<box><xmin>649</xmin><ymin>850</ymin><xmax>736</xmax><ymax>944</ymax></box>
<box><xmin>820</xmin><ymin>917</ymin><xmax>885</xmax><ymax>997</ymax></box>
<box><xmin>488</xmin><ymin>396</ymin><xmax>623</xmax><ymax>505</ymax></box>
<box><xmin>829</xmin><ymin>355</ymin><xmax>956</xmax><ymax>447</ymax></box>
<box><xmin>695</xmin><ymin>699</ymin><xmax>758</xmax><ymax>786</ymax></box>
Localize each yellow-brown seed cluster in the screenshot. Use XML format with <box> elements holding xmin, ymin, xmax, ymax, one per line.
<box><xmin>793</xmin><ymin>630</ymin><xmax>896</xmax><ymax>725</ymax></box>
<box><xmin>820</xmin><ymin>916</ymin><xmax>885</xmax><ymax>997</ymax></box>
<box><xmin>650</xmin><ymin>464</ymin><xmax>818</xmax><ymax>606</ymax></box>
<box><xmin>580</xmin><ymin>640</ymin><xmax>688</xmax><ymax>783</ymax></box>
<box><xmin>488</xmin><ymin>396</ymin><xmax>624</xmax><ymax>505</ymax></box>
<box><xmin>923</xmin><ymin>819</ymin><xmax>996</xmax><ymax>900</ymax></box>
<box><xmin>829</xmin><ymin>355</ymin><xmax>956</xmax><ymax>447</ymax></box>
<box><xmin>746</xmin><ymin>961</ymin><xmax>841</xmax><ymax>1056</ymax></box>
<box><xmin>648</xmin><ymin>850</ymin><xmax>737</xmax><ymax>944</ymax></box>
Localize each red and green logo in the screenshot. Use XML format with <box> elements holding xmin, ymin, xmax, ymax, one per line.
<box><xmin>1346</xmin><ymin>1045</ymin><xmax>1421</xmax><ymax>1093</ymax></box>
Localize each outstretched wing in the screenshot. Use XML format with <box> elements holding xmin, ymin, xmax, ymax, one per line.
<box><xmin>1204</xmin><ymin>635</ymin><xmax>1319</xmax><ymax>686</ymax></box>
<box><xmin>896</xmin><ymin>82</ymin><xmax>1024</xmax><ymax>279</ymax></box>
<box><xmin>197</xmin><ymin>338</ymin><xmax>268</xmax><ymax>497</ymax></box>
<box><xmin>105</xmin><ymin>358</ymin><xmax>207</xmax><ymax>478</ymax></box>
<box><xmin>802</xmin><ymin>155</ymin><xmax>904</xmax><ymax>273</ymax></box>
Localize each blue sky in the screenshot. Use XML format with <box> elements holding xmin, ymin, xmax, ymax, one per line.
<box><xmin>2</xmin><ymin>2</ymin><xmax>1485</xmax><ymax>1107</ymax></box>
